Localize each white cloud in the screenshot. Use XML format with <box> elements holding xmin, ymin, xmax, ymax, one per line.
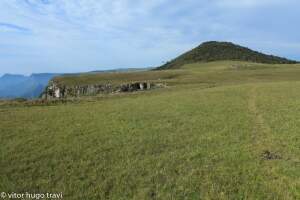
<box><xmin>0</xmin><ymin>0</ymin><xmax>299</xmax><ymax>74</ymax></box>
<box><xmin>216</xmin><ymin>0</ymin><xmax>284</xmax><ymax>8</ymax></box>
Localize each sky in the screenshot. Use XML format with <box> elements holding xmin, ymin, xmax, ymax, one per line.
<box><xmin>0</xmin><ymin>0</ymin><xmax>300</xmax><ymax>75</ymax></box>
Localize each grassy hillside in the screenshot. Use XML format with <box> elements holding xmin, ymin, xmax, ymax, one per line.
<box><xmin>1</xmin><ymin>61</ymin><xmax>299</xmax><ymax>199</ymax></box>
<box><xmin>53</xmin><ymin>70</ymin><xmax>182</xmax><ymax>86</ymax></box>
<box><xmin>52</xmin><ymin>61</ymin><xmax>300</xmax><ymax>88</ymax></box>
<box><xmin>158</xmin><ymin>42</ymin><xmax>298</xmax><ymax>70</ymax></box>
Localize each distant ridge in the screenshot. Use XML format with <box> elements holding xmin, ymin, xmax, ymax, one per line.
<box><xmin>0</xmin><ymin>73</ymin><xmax>59</xmax><ymax>99</ymax></box>
<box><xmin>157</xmin><ymin>41</ymin><xmax>298</xmax><ymax>70</ymax></box>
<box><xmin>0</xmin><ymin>68</ymin><xmax>153</xmax><ymax>99</ymax></box>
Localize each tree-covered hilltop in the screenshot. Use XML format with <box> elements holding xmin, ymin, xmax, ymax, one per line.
<box><xmin>158</xmin><ymin>41</ymin><xmax>298</xmax><ymax>70</ymax></box>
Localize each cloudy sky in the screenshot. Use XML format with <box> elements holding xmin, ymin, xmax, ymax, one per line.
<box><xmin>0</xmin><ymin>0</ymin><xmax>299</xmax><ymax>75</ymax></box>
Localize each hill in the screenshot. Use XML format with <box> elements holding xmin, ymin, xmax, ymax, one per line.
<box><xmin>157</xmin><ymin>41</ymin><xmax>298</xmax><ymax>70</ymax></box>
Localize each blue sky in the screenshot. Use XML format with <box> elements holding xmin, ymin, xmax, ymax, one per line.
<box><xmin>0</xmin><ymin>0</ymin><xmax>299</xmax><ymax>75</ymax></box>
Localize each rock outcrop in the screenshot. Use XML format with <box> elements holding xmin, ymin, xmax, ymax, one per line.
<box><xmin>42</xmin><ymin>81</ymin><xmax>164</xmax><ymax>99</ymax></box>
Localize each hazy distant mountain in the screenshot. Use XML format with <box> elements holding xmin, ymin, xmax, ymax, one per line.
<box><xmin>0</xmin><ymin>73</ymin><xmax>59</xmax><ymax>99</ymax></box>
<box><xmin>0</xmin><ymin>68</ymin><xmax>152</xmax><ymax>99</ymax></box>
<box><xmin>158</xmin><ymin>41</ymin><xmax>298</xmax><ymax>70</ymax></box>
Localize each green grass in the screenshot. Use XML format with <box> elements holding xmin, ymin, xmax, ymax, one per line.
<box><xmin>53</xmin><ymin>70</ymin><xmax>183</xmax><ymax>86</ymax></box>
<box><xmin>0</xmin><ymin>61</ymin><xmax>299</xmax><ymax>199</ymax></box>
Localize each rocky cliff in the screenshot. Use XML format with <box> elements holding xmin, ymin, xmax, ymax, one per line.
<box><xmin>41</xmin><ymin>80</ymin><xmax>164</xmax><ymax>99</ymax></box>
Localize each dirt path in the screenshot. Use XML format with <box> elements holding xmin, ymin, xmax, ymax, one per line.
<box><xmin>248</xmin><ymin>85</ymin><xmax>271</xmax><ymax>134</ymax></box>
<box><xmin>248</xmin><ymin>85</ymin><xmax>294</xmax><ymax>200</ymax></box>
<box><xmin>248</xmin><ymin>85</ymin><xmax>285</xmax><ymax>160</ymax></box>
<box><xmin>248</xmin><ymin>85</ymin><xmax>281</xmax><ymax>159</ymax></box>
<box><xmin>248</xmin><ymin>85</ymin><xmax>271</xmax><ymax>143</ymax></box>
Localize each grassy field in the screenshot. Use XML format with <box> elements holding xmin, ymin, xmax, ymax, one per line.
<box><xmin>0</xmin><ymin>61</ymin><xmax>299</xmax><ymax>199</ymax></box>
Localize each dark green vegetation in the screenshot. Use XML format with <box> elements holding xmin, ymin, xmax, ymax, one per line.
<box><xmin>158</xmin><ymin>41</ymin><xmax>298</xmax><ymax>70</ymax></box>
<box><xmin>1</xmin><ymin>61</ymin><xmax>300</xmax><ymax>199</ymax></box>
